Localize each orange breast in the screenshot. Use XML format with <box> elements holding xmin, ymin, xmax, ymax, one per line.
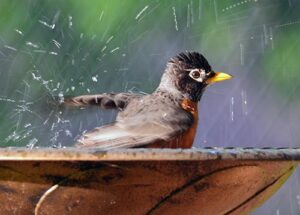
<box><xmin>143</xmin><ymin>99</ymin><xmax>198</xmax><ymax>149</ymax></box>
<box><xmin>146</xmin><ymin>99</ymin><xmax>199</xmax><ymax>149</ymax></box>
<box><xmin>178</xmin><ymin>99</ymin><xmax>199</xmax><ymax>148</ymax></box>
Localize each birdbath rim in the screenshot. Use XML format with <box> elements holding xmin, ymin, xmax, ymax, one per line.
<box><xmin>0</xmin><ymin>147</ymin><xmax>299</xmax><ymax>162</ymax></box>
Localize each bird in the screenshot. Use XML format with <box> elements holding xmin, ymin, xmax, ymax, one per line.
<box><xmin>63</xmin><ymin>52</ymin><xmax>232</xmax><ymax>149</ymax></box>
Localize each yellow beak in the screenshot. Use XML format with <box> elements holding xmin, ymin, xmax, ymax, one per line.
<box><xmin>206</xmin><ymin>72</ymin><xmax>233</xmax><ymax>84</ymax></box>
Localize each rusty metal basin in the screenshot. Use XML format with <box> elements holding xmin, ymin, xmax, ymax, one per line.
<box><xmin>0</xmin><ymin>147</ymin><xmax>299</xmax><ymax>215</ymax></box>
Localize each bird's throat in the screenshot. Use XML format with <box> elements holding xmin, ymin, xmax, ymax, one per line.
<box><xmin>181</xmin><ymin>99</ymin><xmax>198</xmax><ymax>115</ymax></box>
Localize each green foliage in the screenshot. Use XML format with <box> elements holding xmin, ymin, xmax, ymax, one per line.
<box><xmin>264</xmin><ymin>28</ymin><xmax>300</xmax><ymax>101</ymax></box>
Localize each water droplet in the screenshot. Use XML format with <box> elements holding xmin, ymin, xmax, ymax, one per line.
<box><xmin>65</xmin><ymin>130</ymin><xmax>72</xmax><ymax>137</ymax></box>
<box><xmin>172</xmin><ymin>7</ymin><xmax>179</xmax><ymax>31</ymax></box>
<box><xmin>52</xmin><ymin>39</ymin><xmax>61</xmax><ymax>49</ymax></box>
<box><xmin>15</xmin><ymin>29</ymin><xmax>23</xmax><ymax>35</ymax></box>
<box><xmin>4</xmin><ymin>45</ymin><xmax>17</xmax><ymax>51</ymax></box>
<box><xmin>68</xmin><ymin>16</ymin><xmax>73</xmax><ymax>28</ymax></box>
<box><xmin>110</xmin><ymin>47</ymin><xmax>120</xmax><ymax>53</ymax></box>
<box><xmin>92</xmin><ymin>76</ymin><xmax>98</xmax><ymax>82</ymax></box>
<box><xmin>230</xmin><ymin>97</ymin><xmax>234</xmax><ymax>121</ymax></box>
<box><xmin>106</xmin><ymin>36</ymin><xmax>114</xmax><ymax>44</ymax></box>
<box><xmin>26</xmin><ymin>41</ymin><xmax>39</xmax><ymax>49</ymax></box>
<box><xmin>27</xmin><ymin>138</ymin><xmax>38</xmax><ymax>149</ymax></box>
<box><xmin>241</xmin><ymin>90</ymin><xmax>248</xmax><ymax>116</ymax></box>
<box><xmin>49</xmin><ymin>51</ymin><xmax>58</xmax><ymax>56</ymax></box>
<box><xmin>39</xmin><ymin>20</ymin><xmax>55</xmax><ymax>29</ymax></box>
<box><xmin>24</xmin><ymin>123</ymin><xmax>32</xmax><ymax>128</ymax></box>
<box><xmin>135</xmin><ymin>5</ymin><xmax>149</xmax><ymax>20</ymax></box>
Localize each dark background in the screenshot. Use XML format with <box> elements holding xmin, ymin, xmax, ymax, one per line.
<box><xmin>0</xmin><ymin>0</ymin><xmax>299</xmax><ymax>214</ymax></box>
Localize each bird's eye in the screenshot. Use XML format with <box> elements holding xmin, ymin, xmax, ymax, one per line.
<box><xmin>188</xmin><ymin>69</ymin><xmax>206</xmax><ymax>82</ymax></box>
<box><xmin>190</xmin><ymin>70</ymin><xmax>201</xmax><ymax>79</ymax></box>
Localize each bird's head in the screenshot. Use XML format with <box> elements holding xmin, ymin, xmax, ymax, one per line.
<box><xmin>158</xmin><ymin>52</ymin><xmax>232</xmax><ymax>102</ymax></box>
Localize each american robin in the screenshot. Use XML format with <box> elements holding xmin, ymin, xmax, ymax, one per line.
<box><xmin>64</xmin><ymin>52</ymin><xmax>232</xmax><ymax>149</ymax></box>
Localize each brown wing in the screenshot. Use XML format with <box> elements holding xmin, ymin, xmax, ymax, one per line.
<box><xmin>76</xmin><ymin>123</ymin><xmax>184</xmax><ymax>149</ymax></box>
<box><xmin>76</xmin><ymin>110</ymin><xmax>194</xmax><ymax>149</ymax></box>
<box><xmin>62</xmin><ymin>93</ymin><xmax>141</xmax><ymax>110</ymax></box>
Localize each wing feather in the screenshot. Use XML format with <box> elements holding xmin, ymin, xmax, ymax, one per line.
<box><xmin>62</xmin><ymin>93</ymin><xmax>141</xmax><ymax>110</ymax></box>
<box><xmin>76</xmin><ymin>121</ymin><xmax>185</xmax><ymax>149</ymax></box>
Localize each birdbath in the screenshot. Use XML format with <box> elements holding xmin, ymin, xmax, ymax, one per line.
<box><xmin>0</xmin><ymin>147</ymin><xmax>299</xmax><ymax>215</ymax></box>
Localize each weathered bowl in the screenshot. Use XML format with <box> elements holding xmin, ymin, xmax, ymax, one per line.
<box><xmin>0</xmin><ymin>147</ymin><xmax>299</xmax><ymax>215</ymax></box>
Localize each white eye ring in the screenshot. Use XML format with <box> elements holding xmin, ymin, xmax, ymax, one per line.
<box><xmin>188</xmin><ymin>69</ymin><xmax>206</xmax><ymax>82</ymax></box>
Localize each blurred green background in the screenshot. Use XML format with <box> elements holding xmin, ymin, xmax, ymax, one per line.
<box><xmin>0</xmin><ymin>1</ymin><xmax>300</xmax><ymax>213</ymax></box>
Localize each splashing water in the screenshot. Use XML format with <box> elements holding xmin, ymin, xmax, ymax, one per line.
<box><xmin>0</xmin><ymin>2</ymin><xmax>299</xmax><ymax>213</ymax></box>
<box><xmin>135</xmin><ymin>5</ymin><xmax>149</xmax><ymax>20</ymax></box>
<box><xmin>172</xmin><ymin>7</ymin><xmax>179</xmax><ymax>31</ymax></box>
<box><xmin>39</xmin><ymin>20</ymin><xmax>55</xmax><ymax>29</ymax></box>
<box><xmin>230</xmin><ymin>97</ymin><xmax>234</xmax><ymax>121</ymax></box>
